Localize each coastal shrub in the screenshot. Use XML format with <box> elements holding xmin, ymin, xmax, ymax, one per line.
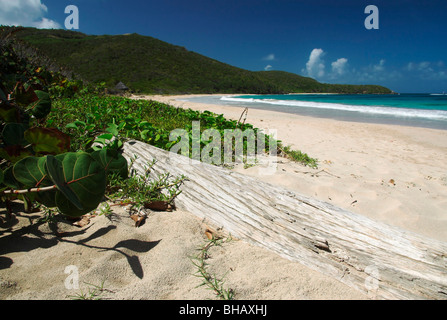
<box><xmin>48</xmin><ymin>95</ymin><xmax>312</xmax><ymax>167</ymax></box>
<box><xmin>45</xmin><ymin>92</ymin><xmax>318</xmax><ymax>168</ymax></box>
<box><xmin>1</xmin><ymin>27</ymin><xmax>317</xmax><ymax>222</ymax></box>
<box><xmin>280</xmin><ymin>145</ymin><xmax>318</xmax><ymax>169</ymax></box>
<box><xmin>0</xmin><ymin>35</ymin><xmax>127</xmax><ymax>217</ymax></box>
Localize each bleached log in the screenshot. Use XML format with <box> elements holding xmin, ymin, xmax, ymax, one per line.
<box><xmin>123</xmin><ymin>140</ymin><xmax>447</xmax><ymax>300</ymax></box>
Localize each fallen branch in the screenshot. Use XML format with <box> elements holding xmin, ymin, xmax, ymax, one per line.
<box><xmin>123</xmin><ymin>140</ymin><xmax>447</xmax><ymax>300</ymax></box>
<box><xmin>237</xmin><ymin>107</ymin><xmax>248</xmax><ymax>127</ymax></box>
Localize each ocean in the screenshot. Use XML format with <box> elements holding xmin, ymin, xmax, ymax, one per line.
<box><xmin>182</xmin><ymin>93</ymin><xmax>447</xmax><ymax>130</ymax></box>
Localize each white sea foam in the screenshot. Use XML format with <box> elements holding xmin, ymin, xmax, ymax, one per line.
<box><xmin>220</xmin><ymin>96</ymin><xmax>447</xmax><ymax>121</ymax></box>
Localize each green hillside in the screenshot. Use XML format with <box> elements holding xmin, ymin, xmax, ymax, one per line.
<box><xmin>11</xmin><ymin>27</ymin><xmax>392</xmax><ymax>95</ymax></box>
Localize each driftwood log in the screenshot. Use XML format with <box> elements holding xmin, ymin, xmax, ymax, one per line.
<box><xmin>123</xmin><ymin>140</ymin><xmax>447</xmax><ymax>300</ymax></box>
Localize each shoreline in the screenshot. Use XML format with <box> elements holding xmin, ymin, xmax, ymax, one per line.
<box><xmin>178</xmin><ymin>94</ymin><xmax>447</xmax><ymax>131</ymax></box>
<box><xmin>2</xmin><ymin>93</ymin><xmax>446</xmax><ymax>300</ymax></box>
<box><xmin>133</xmin><ymin>94</ymin><xmax>447</xmax><ymax>242</ymax></box>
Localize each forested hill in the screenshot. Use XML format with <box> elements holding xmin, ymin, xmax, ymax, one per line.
<box><xmin>10</xmin><ymin>27</ymin><xmax>392</xmax><ymax>95</ymax></box>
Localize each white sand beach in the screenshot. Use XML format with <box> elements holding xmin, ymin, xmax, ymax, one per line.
<box><xmin>2</xmin><ymin>93</ymin><xmax>447</xmax><ymax>301</ymax></box>
<box><xmin>141</xmin><ymin>94</ymin><xmax>447</xmax><ymax>242</ymax></box>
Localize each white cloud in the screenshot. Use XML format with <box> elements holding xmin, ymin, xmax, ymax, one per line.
<box><xmin>373</xmin><ymin>59</ymin><xmax>386</xmax><ymax>72</ymax></box>
<box><xmin>264</xmin><ymin>65</ymin><xmax>273</xmax><ymax>71</ymax></box>
<box><xmin>352</xmin><ymin>59</ymin><xmax>404</xmax><ymax>84</ymax></box>
<box><xmin>406</xmin><ymin>61</ymin><xmax>432</xmax><ymax>72</ymax></box>
<box><xmin>405</xmin><ymin>60</ymin><xmax>447</xmax><ymax>80</ymax></box>
<box><xmin>418</xmin><ymin>61</ymin><xmax>431</xmax><ymax>70</ymax></box>
<box><xmin>0</xmin><ymin>0</ymin><xmax>61</xmax><ymax>29</ymax></box>
<box><xmin>407</xmin><ymin>61</ymin><xmax>431</xmax><ymax>73</ymax></box>
<box><xmin>406</xmin><ymin>62</ymin><xmax>415</xmax><ymax>71</ymax></box>
<box><xmin>34</xmin><ymin>17</ymin><xmax>61</xmax><ymax>29</ymax></box>
<box><xmin>263</xmin><ymin>54</ymin><xmax>275</xmax><ymax>61</ymax></box>
<box><xmin>331</xmin><ymin>58</ymin><xmax>348</xmax><ymax>76</ymax></box>
<box><xmin>304</xmin><ymin>48</ymin><xmax>325</xmax><ymax>78</ymax></box>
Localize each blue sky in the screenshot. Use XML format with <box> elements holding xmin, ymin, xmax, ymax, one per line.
<box><xmin>1</xmin><ymin>0</ymin><xmax>447</xmax><ymax>93</ymax></box>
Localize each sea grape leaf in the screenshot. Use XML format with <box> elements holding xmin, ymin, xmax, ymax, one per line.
<box><xmin>46</xmin><ymin>153</ymin><xmax>107</xmax><ymax>217</ymax></box>
<box><xmin>24</xmin><ymin>127</ymin><xmax>70</xmax><ymax>155</ymax></box>
<box><xmin>90</xmin><ymin>148</ymin><xmax>128</xmax><ymax>178</ymax></box>
<box><xmin>13</xmin><ymin>83</ymin><xmax>38</xmax><ymax>106</ymax></box>
<box><xmin>45</xmin><ymin>154</ymin><xmax>82</xmax><ymax>211</ymax></box>
<box><xmin>0</xmin><ymin>145</ymin><xmax>33</xmax><ymax>163</ymax></box>
<box><xmin>12</xmin><ymin>156</ymin><xmax>51</xmax><ymax>188</ymax></box>
<box><xmin>28</xmin><ymin>90</ymin><xmax>51</xmax><ymax>119</ymax></box>
<box><xmin>1</xmin><ymin>123</ymin><xmax>33</xmax><ymax>163</ymax></box>
<box><xmin>0</xmin><ymin>103</ymin><xmax>20</xmax><ymax>123</ymax></box>
<box><xmin>2</xmin><ymin>123</ymin><xmax>27</xmax><ymax>146</ymax></box>
<box><xmin>34</xmin><ymin>187</ymin><xmax>58</xmax><ymax>208</ymax></box>
<box><xmin>11</xmin><ymin>156</ymin><xmax>57</xmax><ymax>207</ymax></box>
<box><xmin>2</xmin><ymin>166</ymin><xmax>22</xmax><ymax>190</ymax></box>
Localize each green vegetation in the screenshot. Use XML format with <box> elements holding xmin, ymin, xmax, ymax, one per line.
<box><xmin>255</xmin><ymin>70</ymin><xmax>392</xmax><ymax>94</ymax></box>
<box><xmin>68</xmin><ymin>280</ymin><xmax>115</xmax><ymax>300</ymax></box>
<box><xmin>48</xmin><ymin>94</ymin><xmax>317</xmax><ymax>168</ymax></box>
<box><xmin>1</xmin><ymin>25</ymin><xmax>317</xmax><ymax>223</ymax></box>
<box><xmin>107</xmin><ymin>158</ymin><xmax>186</xmax><ymax>211</ymax></box>
<box><xmin>280</xmin><ymin>145</ymin><xmax>318</xmax><ymax>169</ymax></box>
<box><xmin>0</xmin><ymin>31</ymin><xmax>129</xmax><ymax>218</ymax></box>
<box><xmin>191</xmin><ymin>234</ymin><xmax>235</xmax><ymax>300</ymax></box>
<box><xmin>10</xmin><ymin>27</ymin><xmax>392</xmax><ymax>95</ymax></box>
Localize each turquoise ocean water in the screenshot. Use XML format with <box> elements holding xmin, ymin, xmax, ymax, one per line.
<box><xmin>182</xmin><ymin>93</ymin><xmax>447</xmax><ymax>130</ymax></box>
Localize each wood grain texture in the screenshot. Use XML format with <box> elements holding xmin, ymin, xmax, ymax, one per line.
<box><xmin>123</xmin><ymin>140</ymin><xmax>447</xmax><ymax>300</ymax></box>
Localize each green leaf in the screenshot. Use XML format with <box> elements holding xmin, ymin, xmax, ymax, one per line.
<box><xmin>46</xmin><ymin>153</ymin><xmax>107</xmax><ymax>217</ymax></box>
<box><xmin>2</xmin><ymin>166</ymin><xmax>22</xmax><ymax>190</ymax></box>
<box><xmin>90</xmin><ymin>148</ymin><xmax>128</xmax><ymax>179</ymax></box>
<box><xmin>115</xmin><ymin>139</ymin><xmax>123</xmax><ymax>149</ymax></box>
<box><xmin>0</xmin><ymin>169</ymin><xmax>4</xmax><ymax>185</ymax></box>
<box><xmin>11</xmin><ymin>156</ymin><xmax>57</xmax><ymax>207</ymax></box>
<box><xmin>0</xmin><ymin>145</ymin><xmax>33</xmax><ymax>163</ymax></box>
<box><xmin>28</xmin><ymin>90</ymin><xmax>51</xmax><ymax>119</ymax></box>
<box><xmin>96</xmin><ymin>133</ymin><xmax>114</xmax><ymax>141</ymax></box>
<box><xmin>138</xmin><ymin>121</ymin><xmax>153</xmax><ymax>130</ymax></box>
<box><xmin>2</xmin><ymin>123</ymin><xmax>27</xmax><ymax>146</ymax></box>
<box><xmin>13</xmin><ymin>83</ymin><xmax>38</xmax><ymax>106</ymax></box>
<box><xmin>0</xmin><ymin>103</ymin><xmax>20</xmax><ymax>123</ymax></box>
<box><xmin>105</xmin><ymin>123</ymin><xmax>119</xmax><ymax>136</ymax></box>
<box><xmin>13</xmin><ymin>156</ymin><xmax>51</xmax><ymax>188</ymax></box>
<box><xmin>24</xmin><ymin>127</ymin><xmax>71</xmax><ymax>155</ymax></box>
<box><xmin>65</xmin><ymin>120</ymin><xmax>86</xmax><ymax>130</ymax></box>
<box><xmin>46</xmin><ymin>155</ymin><xmax>83</xmax><ymax>210</ymax></box>
<box><xmin>140</xmin><ymin>129</ymin><xmax>151</xmax><ymax>141</ymax></box>
<box><xmin>92</xmin><ymin>133</ymin><xmax>113</xmax><ymax>147</ymax></box>
<box><xmin>65</xmin><ymin>123</ymin><xmax>80</xmax><ymax>130</ymax></box>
